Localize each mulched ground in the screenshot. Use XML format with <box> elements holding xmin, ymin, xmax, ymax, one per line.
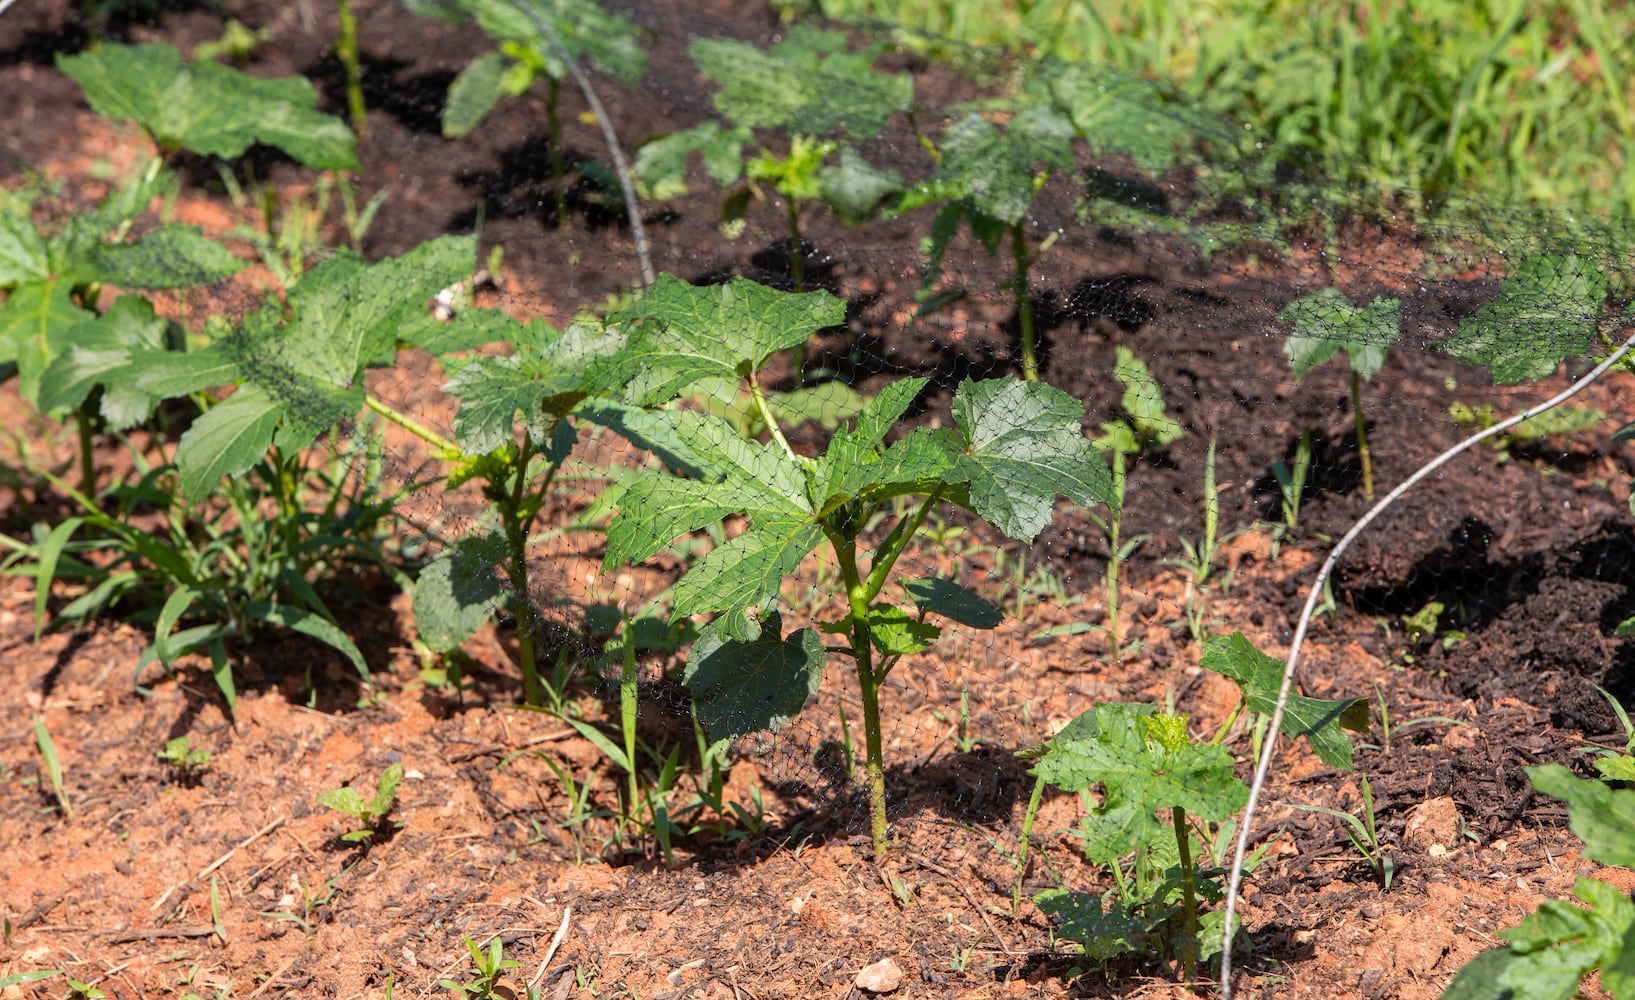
<box><xmin>4</xmin><ymin>0</ymin><xmax>1635</xmax><ymax>997</ymax></box>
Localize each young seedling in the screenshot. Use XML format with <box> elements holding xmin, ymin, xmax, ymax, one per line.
<box><xmin>421</xmin><ymin>0</ymin><xmax>648</xmax><ymax>228</ymax></box>
<box><xmin>1282</xmin><ymin>775</ymin><xmax>1395</xmax><ymax>889</ymax></box>
<box><xmin>1022</xmin><ymin>632</ymin><xmax>1362</xmax><ymax>983</ymax></box>
<box><xmin>318</xmin><ymin>762</ymin><xmax>404</xmax><ymax>844</ymax></box>
<box><xmin>32</xmin><ymin>715</ymin><xmax>71</xmax><ymax>819</ymax></box>
<box><xmin>597</xmin><ymin>276</ymin><xmax>1115</xmax><ymax>854</ymax></box>
<box><xmin>1269</xmin><ymin>428</ymin><xmax>1314</xmax><ymax>553</ymax></box>
<box><xmin>157</xmin><ymin>736</ymin><xmax>212</xmax><ymax>784</ymax></box>
<box><xmin>1578</xmin><ymin>686</ymin><xmax>1635</xmax><ymax>782</ymax></box>
<box><xmin>439</xmin><ymin>935</ymin><xmax>521</xmax><ymax>999</ymax></box>
<box><xmin>1279</xmin><ymin>288</ymin><xmax>1402</xmax><ymax>500</ymax></box>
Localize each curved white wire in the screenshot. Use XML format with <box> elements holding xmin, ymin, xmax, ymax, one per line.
<box><xmin>1218</xmin><ymin>324</ymin><xmax>1635</xmax><ymax>997</ymax></box>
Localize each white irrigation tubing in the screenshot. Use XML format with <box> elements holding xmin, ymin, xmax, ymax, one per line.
<box><xmin>0</xmin><ymin>0</ymin><xmax>23</xmax><ymax>18</ymax></box>
<box><xmin>511</xmin><ymin>3</ymin><xmax>656</xmax><ymax>288</ymax></box>
<box><xmin>1217</xmin><ymin>323</ymin><xmax>1635</xmax><ymax>997</ymax></box>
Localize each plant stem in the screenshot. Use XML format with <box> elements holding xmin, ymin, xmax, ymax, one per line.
<box><xmin>1351</xmin><ymin>370</ymin><xmax>1373</xmax><ymax>500</ymax></box>
<box><xmin>1011</xmin><ymin>222</ymin><xmax>1038</xmax><ymax>382</ymax></box>
<box><xmin>862</xmin><ymin>491</ymin><xmax>941</xmax><ymax>599</ymax></box>
<box><xmin>364</xmin><ymin>394</ymin><xmax>460</xmax><ymax>456</ymax></box>
<box><xmin>747</xmin><ymin>373</ymin><xmax>798</xmax><ymax>460</ymax></box>
<box><xmin>620</xmin><ymin>619</ymin><xmax>640</xmax><ymax>834</ymax></box>
<box><xmin>75</xmin><ymin>409</ymin><xmax>96</xmax><ymax>495</ymax></box>
<box><xmin>548</xmin><ymin>76</ymin><xmax>567</xmax><ymax>229</ymax></box>
<box><xmin>785</xmin><ymin>198</ymin><xmax>808</xmax><ymax>386</ymax></box>
<box><xmin>1105</xmin><ymin>449</ymin><xmax>1126</xmax><ymax>661</ymax></box>
<box><xmin>335</xmin><ymin>0</ymin><xmax>367</xmax><ymax>140</ymax></box>
<box><xmin>833</xmin><ymin>534</ymin><xmax>888</xmax><ymax>855</ymax></box>
<box><xmin>1173</xmin><ymin>805</ymin><xmax>1198</xmax><ymax>984</ymax></box>
<box><xmin>498</xmin><ymin>435</ymin><xmax>556</xmax><ymax>706</ymax></box>
<box><xmin>1013</xmin><ymin>774</ymin><xmax>1045</xmax><ymax>911</ymax></box>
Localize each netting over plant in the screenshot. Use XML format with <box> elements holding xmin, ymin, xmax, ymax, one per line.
<box><xmin>4</xmin><ymin>0</ymin><xmax>1635</xmax><ymax>993</ymax></box>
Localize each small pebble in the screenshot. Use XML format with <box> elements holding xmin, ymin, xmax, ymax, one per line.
<box><xmin>855</xmin><ymin>958</ymin><xmax>903</xmax><ymax>994</ymax></box>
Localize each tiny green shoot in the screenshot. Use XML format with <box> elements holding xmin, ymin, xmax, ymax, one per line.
<box><xmin>317</xmin><ymin>762</ymin><xmax>404</xmax><ymax>844</ymax></box>
<box><xmin>32</xmin><ymin>714</ymin><xmax>71</xmax><ymax>819</ymax></box>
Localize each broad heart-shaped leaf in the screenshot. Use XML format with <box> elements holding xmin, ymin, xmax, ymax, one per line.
<box><xmin>58</xmin><ymin>43</ymin><xmax>357</xmax><ymax>170</ymax></box>
<box><xmin>1527</xmin><ymin>765</ymin><xmax>1635</xmax><ymax>868</ymax></box>
<box><xmin>916</xmin><ymin>107</ymin><xmax>1076</xmax><ymax>226</ymax></box>
<box><xmin>902</xmin><ymin>577</ymin><xmax>1002</xmax><ymax>629</ymax></box>
<box><xmin>1036</xmin><ymin>58</ymin><xmax>1221</xmax><ymax>175</ymax></box>
<box><xmin>1279</xmin><ymin>288</ymin><xmax>1402</xmax><ymax>380</ymax></box>
<box><xmin>1200</xmin><ymin>632</ymin><xmax>1366</xmax><ymax>770</ymax></box>
<box><xmin>1035</xmin><ymin>701</ymin><xmax>1248</xmax><ymax>822</ymax></box>
<box><xmin>443</xmin><ymin>319</ymin><xmax>626</xmax><ymax>455</ymax></box>
<box><xmin>1440</xmin><ymin>255</ymin><xmax>1609</xmax><ymax>383</ymax></box>
<box><xmin>941</xmin><ymin>378</ymin><xmax>1116</xmax><ymax>543</ymax></box>
<box><xmin>38</xmin><ymin>295</ymin><xmax>171</xmax><ymax>427</ymax></box>
<box><xmin>818</xmin><ymin>146</ymin><xmax>903</xmax><ymax>225</ymax></box>
<box><xmin>684</xmin><ymin>611</ymin><xmax>825</xmax><ymax>738</ymax></box>
<box><xmin>412</xmin><ymin>531</ymin><xmax>508</xmax><ymax>653</ymax></box>
<box><xmin>604</xmin><ymin>274</ymin><xmax>846</xmax><ymax>403</ymax></box>
<box><xmin>175</xmin><ymin>384</ymin><xmax>284</xmax><ymax>500</ymax></box>
<box><xmin>0</xmin><ymin>280</ymin><xmax>94</xmax><ymax>406</ymax></box>
<box><xmin>1034</xmin><ymin>889</ymin><xmax>1150</xmax><ymax>963</ymax></box>
<box><xmin>452</xmin><ymin>0</ymin><xmax>648</xmax><ymax>87</ymax></box>
<box><xmin>632</xmin><ymin>122</ymin><xmax>752</xmax><ymax>200</ymax></box>
<box><xmin>688</xmin><ymin>24</ymin><xmax>911</xmax><ymax>140</ymax></box>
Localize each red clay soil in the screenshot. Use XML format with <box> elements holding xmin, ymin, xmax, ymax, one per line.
<box><xmin>4</xmin><ymin>1</ymin><xmax>1635</xmax><ymax>998</ymax></box>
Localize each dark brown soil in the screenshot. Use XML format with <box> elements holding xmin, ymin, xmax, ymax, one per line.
<box><xmin>4</xmin><ymin>1</ymin><xmax>1635</xmax><ymax>998</ymax></box>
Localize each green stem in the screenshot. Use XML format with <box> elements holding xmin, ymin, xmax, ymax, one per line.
<box><xmin>747</xmin><ymin>373</ymin><xmax>798</xmax><ymax>460</ymax></box>
<box><xmin>786</xmin><ymin>198</ymin><xmax>808</xmax><ymax>386</ymax></box>
<box><xmin>498</xmin><ymin>433</ymin><xmax>556</xmax><ymax>706</ymax></box>
<box><xmin>1013</xmin><ymin>773</ymin><xmax>1045</xmax><ymax>912</ymax></box>
<box><xmin>1173</xmin><ymin>805</ymin><xmax>1198</xmax><ymax>984</ymax></box>
<box><xmin>548</xmin><ymin>76</ymin><xmax>567</xmax><ymax>230</ymax></box>
<box><xmin>832</xmin><ymin>533</ymin><xmax>888</xmax><ymax>855</ymax></box>
<box><xmin>364</xmin><ymin>394</ymin><xmax>460</xmax><ymax>456</ymax></box>
<box><xmin>1351</xmin><ymin>370</ymin><xmax>1373</xmax><ymax>501</ymax></box>
<box><xmin>335</xmin><ymin>0</ymin><xmax>367</xmax><ymax>140</ymax></box>
<box><xmin>620</xmin><ymin>618</ymin><xmax>640</xmax><ymax>832</ymax></box>
<box><xmin>75</xmin><ymin>408</ymin><xmax>96</xmax><ymax>496</ymax></box>
<box><xmin>1105</xmin><ymin>449</ymin><xmax>1126</xmax><ymax>661</ymax></box>
<box><xmin>1011</xmin><ymin>222</ymin><xmax>1038</xmax><ymax>382</ymax></box>
<box><xmin>862</xmin><ymin>491</ymin><xmax>942</xmax><ymax>599</ymax></box>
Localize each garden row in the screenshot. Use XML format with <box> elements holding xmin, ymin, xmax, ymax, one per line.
<box><xmin>3</xmin><ymin>1</ymin><xmax>1635</xmax><ymax>994</ymax></box>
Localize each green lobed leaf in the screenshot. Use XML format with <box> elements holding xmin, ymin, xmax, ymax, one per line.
<box><xmin>1038</xmin><ymin>58</ymin><xmax>1221</xmax><ymax>175</ymax></box>
<box><xmin>605</xmin><ymin>274</ymin><xmax>846</xmax><ymax>402</ymax></box>
<box><xmin>1035</xmin><ymin>701</ymin><xmax>1248</xmax><ymax>822</ymax></box>
<box><xmin>942</xmin><ymin>378</ymin><xmax>1116</xmax><ymax>543</ymax></box>
<box><xmin>443</xmin><ymin>50</ymin><xmax>510</xmax><ymax>137</ymax></box>
<box><xmin>603</xmin><ymin>469</ymin><xmax>807</xmax><ymax>571</ymax></box>
<box><xmin>683</xmin><ymin>610</ymin><xmax>825</xmax><ymax>737</ymax></box>
<box><xmin>1439</xmin><ymin>255</ymin><xmax>1609</xmax><ymax>383</ymax></box>
<box><xmin>412</xmin><ymin>532</ymin><xmax>508</xmax><ymax>653</ymax></box>
<box><xmin>175</xmin><ymin>384</ymin><xmax>283</xmax><ymax>500</ymax></box>
<box><xmin>818</xmin><ymin>146</ymin><xmax>903</xmax><ymax>225</ymax></box>
<box><xmin>1199</xmin><ymin>632</ymin><xmax>1366</xmax><ymax>770</ymax></box>
<box><xmin>0</xmin><ymin>279</ymin><xmax>96</xmax><ymax>406</ymax></box>
<box><xmin>1109</xmin><ymin>345</ymin><xmax>1183</xmax><ymax>451</ymax></box>
<box><xmin>80</xmin><ymin>224</ymin><xmax>243</xmax><ymax>289</ymax></box>
<box><xmin>670</xmin><ymin>516</ymin><xmax>825</xmax><ymax>620</ymax></box>
<box><xmin>455</xmin><ymin>0</ymin><xmax>648</xmax><ymax>87</ymax></box>
<box><xmin>902</xmin><ymin>577</ymin><xmax>1003</xmax><ymax>629</ymax></box>
<box><xmin>920</xmin><ymin>107</ymin><xmax>1075</xmax><ymax>226</ymax></box>
<box><xmin>38</xmin><ymin>295</ymin><xmax>171</xmax><ymax>427</ymax></box>
<box><xmin>688</xmin><ymin>24</ymin><xmax>911</xmax><ymax>140</ymax></box>
<box><xmin>633</xmin><ymin>122</ymin><xmax>751</xmax><ymax>200</ymax></box>
<box><xmin>58</xmin><ymin>43</ymin><xmax>357</xmax><ymax>169</ymax></box>
<box><xmin>1279</xmin><ymin>288</ymin><xmax>1402</xmax><ymax>380</ymax></box>
<box><xmin>0</xmin><ymin>201</ymin><xmax>52</xmax><ymax>286</ymax></box>
<box><xmin>1034</xmin><ymin>889</ymin><xmax>1149</xmax><ymax>962</ymax></box>
<box><xmin>821</xmin><ymin>603</ymin><xmax>941</xmax><ymax>656</ymax></box>
<box><xmin>1526</xmin><ymin>764</ymin><xmax>1635</xmax><ymax>868</ymax></box>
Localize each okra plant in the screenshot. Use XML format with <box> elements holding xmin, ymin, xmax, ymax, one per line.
<box><xmin>1027</xmin><ymin>633</ymin><xmax>1363</xmax><ymax>982</ymax></box>
<box><xmin>1279</xmin><ymin>288</ymin><xmax>1402</xmax><ymax>500</ymax></box>
<box><xmin>414</xmin><ymin>0</ymin><xmax>649</xmax><ymax>228</ymax></box>
<box><xmin>635</xmin><ymin>25</ymin><xmax>910</xmax><ymax>299</ymax></box>
<box><xmin>595</xmin><ymin>275</ymin><xmax>1115</xmax><ymax>854</ymax></box>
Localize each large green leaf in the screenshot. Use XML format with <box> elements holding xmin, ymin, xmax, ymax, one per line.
<box><xmin>817</xmin><ymin>147</ymin><xmax>903</xmax><ymax>225</ymax></box>
<box><xmin>688</xmin><ymin>25</ymin><xmax>911</xmax><ymax>140</ymax></box>
<box><xmin>605</xmin><ymin>274</ymin><xmax>846</xmax><ymax>402</ymax></box>
<box><xmin>1439</xmin><ymin>877</ymin><xmax>1635</xmax><ymax>1000</ymax></box>
<box><xmin>1035</xmin><ymin>701</ymin><xmax>1248</xmax><ymax>822</ymax></box>
<box><xmin>941</xmin><ymin>378</ymin><xmax>1116</xmax><ymax>543</ymax></box>
<box><xmin>1038</xmin><ymin>58</ymin><xmax>1220</xmax><ymax>175</ymax></box>
<box><xmin>902</xmin><ymin>577</ymin><xmax>1002</xmax><ymax>629</ymax></box>
<box><xmin>454</xmin><ymin>0</ymin><xmax>648</xmax><ymax>87</ymax></box>
<box><xmin>0</xmin><ymin>280</ymin><xmax>94</xmax><ymax>405</ymax></box>
<box><xmin>412</xmin><ymin>531</ymin><xmax>508</xmax><ymax>653</ymax></box>
<box><xmin>175</xmin><ymin>384</ymin><xmax>284</xmax><ymax>500</ymax></box>
<box><xmin>1526</xmin><ymin>765</ymin><xmax>1635</xmax><ymax>868</ymax></box>
<box><xmin>37</xmin><ymin>294</ymin><xmax>170</xmax><ymax>427</ymax></box>
<box><xmin>683</xmin><ymin>611</ymin><xmax>825</xmax><ymax>737</ymax></box>
<box><xmin>1107</xmin><ymin>345</ymin><xmax>1183</xmax><ymax>452</ymax></box>
<box><xmin>81</xmin><ymin>224</ymin><xmax>243</xmax><ymax>289</ymax></box>
<box><xmin>1199</xmin><ymin>632</ymin><xmax>1366</xmax><ymax>770</ymax></box>
<box><xmin>442</xmin><ymin>50</ymin><xmax>510</xmax><ymax>138</ymax></box>
<box><xmin>908</xmin><ymin>108</ymin><xmax>1075</xmax><ymax>226</ymax></box>
<box><xmin>633</xmin><ymin>122</ymin><xmax>752</xmax><ymax>200</ymax></box>
<box><xmin>58</xmin><ymin>43</ymin><xmax>357</xmax><ymax>169</ymax></box>
<box><xmin>444</xmin><ymin>319</ymin><xmax>625</xmax><ymax>455</ymax></box>
<box><xmin>670</xmin><ymin>516</ymin><xmax>825</xmax><ymax>620</ymax></box>
<box><xmin>1439</xmin><ymin>255</ymin><xmax>1608</xmax><ymax>383</ymax></box>
<box><xmin>0</xmin><ymin>203</ymin><xmax>51</xmax><ymax>285</ymax></box>
<box><xmin>1280</xmin><ymin>288</ymin><xmax>1402</xmax><ymax>380</ymax></box>
<box><xmin>603</xmin><ymin>469</ymin><xmax>808</xmax><ymax>571</ymax></box>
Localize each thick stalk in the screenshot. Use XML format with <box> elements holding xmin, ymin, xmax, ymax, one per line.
<box><xmin>832</xmin><ymin>533</ymin><xmax>888</xmax><ymax>854</ymax></box>
<box><xmin>498</xmin><ymin>435</ymin><xmax>558</xmax><ymax>706</ymax></box>
<box><xmin>1173</xmin><ymin>805</ymin><xmax>1198</xmax><ymax>984</ymax></box>
<box><xmin>620</xmin><ymin>622</ymin><xmax>640</xmax><ymax>832</ymax></box>
<box><xmin>75</xmin><ymin>409</ymin><xmax>96</xmax><ymax>495</ymax></box>
<box><xmin>335</xmin><ymin>0</ymin><xmax>367</xmax><ymax>139</ymax></box>
<box><xmin>1351</xmin><ymin>370</ymin><xmax>1373</xmax><ymax>500</ymax></box>
<box><xmin>548</xmin><ymin>76</ymin><xmax>567</xmax><ymax>230</ymax></box>
<box><xmin>1011</xmin><ymin>222</ymin><xmax>1038</xmax><ymax>382</ymax></box>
